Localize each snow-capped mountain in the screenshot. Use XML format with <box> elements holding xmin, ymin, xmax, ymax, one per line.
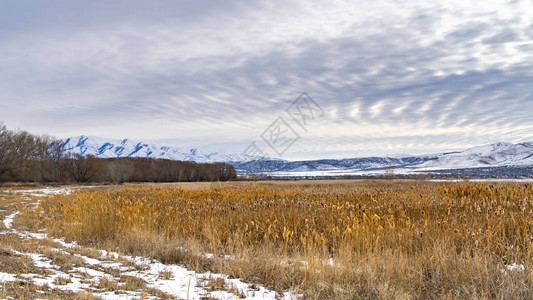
<box><xmin>232</xmin><ymin>142</ymin><xmax>533</xmax><ymax>175</ymax></box>
<box><xmin>60</xmin><ymin>136</ymin><xmax>269</xmax><ymax>163</ymax></box>
<box><xmin>406</xmin><ymin>141</ymin><xmax>533</xmax><ymax>170</ymax></box>
<box><xmin>61</xmin><ymin>137</ymin><xmax>533</xmax><ymax>176</ymax></box>
<box><xmin>415</xmin><ymin>142</ymin><xmax>533</xmax><ymax>170</ymax></box>
<box><xmin>232</xmin><ymin>155</ymin><xmax>437</xmax><ymax>174</ymax></box>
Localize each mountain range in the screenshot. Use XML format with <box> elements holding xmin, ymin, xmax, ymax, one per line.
<box><xmin>61</xmin><ymin>136</ymin><xmax>270</xmax><ymax>163</ymax></box>
<box><xmin>233</xmin><ymin>142</ymin><xmax>533</xmax><ymax>176</ymax></box>
<box><xmin>61</xmin><ymin>136</ymin><xmax>533</xmax><ymax>176</ymax></box>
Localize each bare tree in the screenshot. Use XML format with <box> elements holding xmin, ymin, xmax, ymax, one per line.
<box><xmin>106</xmin><ymin>159</ymin><xmax>135</xmax><ymax>183</ymax></box>
<box><xmin>71</xmin><ymin>154</ymin><xmax>101</xmax><ymax>182</ymax></box>
<box><xmin>0</xmin><ymin>123</ymin><xmax>16</xmax><ymax>181</ymax></box>
<box><xmin>384</xmin><ymin>167</ymin><xmax>395</xmax><ymax>180</ymax></box>
<box><xmin>0</xmin><ymin>127</ymin><xmax>47</xmax><ymax>181</ymax></box>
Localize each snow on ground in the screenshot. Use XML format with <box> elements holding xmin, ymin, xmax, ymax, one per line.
<box><xmin>0</xmin><ymin>273</ymin><xmax>16</xmax><ymax>282</ymax></box>
<box><xmin>264</xmin><ymin>168</ymin><xmax>533</xmax><ymax>181</ymax></box>
<box><xmin>505</xmin><ymin>263</ymin><xmax>525</xmax><ymax>272</ymax></box>
<box><xmin>265</xmin><ymin>168</ymin><xmax>533</xmax><ymax>180</ymax></box>
<box><xmin>427</xmin><ymin>178</ymin><xmax>533</xmax><ymax>183</ymax></box>
<box><xmin>125</xmin><ymin>255</ymin><xmax>287</xmax><ymax>300</ymax></box>
<box><xmin>3</xmin><ymin>211</ymin><xmax>18</xmax><ymax>229</ymax></box>
<box><xmin>4</xmin><ymin>187</ymin><xmax>77</xmax><ymax>197</ymax></box>
<box><xmin>0</xmin><ymin>187</ymin><xmax>297</xmax><ymax>299</ymax></box>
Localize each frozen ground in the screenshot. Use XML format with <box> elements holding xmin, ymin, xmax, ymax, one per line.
<box><xmin>0</xmin><ymin>187</ymin><xmax>297</xmax><ymax>299</ymax></box>
<box><xmin>265</xmin><ymin>169</ymin><xmax>533</xmax><ymax>181</ymax></box>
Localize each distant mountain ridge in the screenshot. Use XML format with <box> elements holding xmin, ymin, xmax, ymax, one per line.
<box><xmin>61</xmin><ymin>137</ymin><xmax>533</xmax><ymax>176</ymax></box>
<box><xmin>61</xmin><ymin>136</ymin><xmax>269</xmax><ymax>163</ymax></box>
<box><xmin>416</xmin><ymin>142</ymin><xmax>533</xmax><ymax>169</ymax></box>
<box><xmin>232</xmin><ymin>142</ymin><xmax>533</xmax><ymax>175</ymax></box>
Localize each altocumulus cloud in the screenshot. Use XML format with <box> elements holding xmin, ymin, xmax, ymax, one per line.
<box><xmin>0</xmin><ymin>0</ymin><xmax>532</xmax><ymax>159</ymax></box>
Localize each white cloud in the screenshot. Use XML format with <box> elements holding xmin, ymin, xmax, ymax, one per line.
<box><xmin>0</xmin><ymin>0</ymin><xmax>532</xmax><ymax>159</ymax></box>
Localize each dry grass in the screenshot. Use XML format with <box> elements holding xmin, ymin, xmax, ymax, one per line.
<box><xmin>119</xmin><ymin>275</ymin><xmax>147</xmax><ymax>291</ymax></box>
<box><xmin>0</xmin><ymin>248</ymin><xmax>43</xmax><ymax>274</ymax></box>
<box><xmin>32</xmin><ymin>181</ymin><xmax>533</xmax><ymax>299</ymax></box>
<box><xmin>198</xmin><ymin>275</ymin><xmax>246</xmax><ymax>298</ymax></box>
<box><xmin>0</xmin><ymin>182</ymin><xmax>43</xmax><ymax>188</ymax></box>
<box><xmin>0</xmin><ymin>233</ymin><xmax>64</xmax><ymax>258</ymax></box>
<box><xmin>14</xmin><ymin>201</ymin><xmax>44</xmax><ymax>231</ymax></box>
<box><xmin>158</xmin><ymin>269</ymin><xmax>173</xmax><ymax>280</ymax></box>
<box><xmin>0</xmin><ymin>280</ymin><xmax>102</xmax><ymax>299</ymax></box>
<box><xmin>43</xmin><ymin>249</ymin><xmax>86</xmax><ymax>272</ymax></box>
<box><xmin>201</xmin><ymin>275</ymin><xmax>226</xmax><ymax>291</ymax></box>
<box><xmin>1</xmin><ymin>187</ymin><xmax>172</xmax><ymax>299</ymax></box>
<box><xmin>69</xmin><ymin>245</ymin><xmax>106</xmax><ymax>260</ymax></box>
<box><xmin>53</xmin><ymin>275</ymin><xmax>73</xmax><ymax>285</ymax></box>
<box><xmin>92</xmin><ymin>276</ymin><xmax>119</xmax><ymax>292</ymax></box>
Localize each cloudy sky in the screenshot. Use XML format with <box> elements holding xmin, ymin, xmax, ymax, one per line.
<box><xmin>1</xmin><ymin>0</ymin><xmax>532</xmax><ymax>160</ymax></box>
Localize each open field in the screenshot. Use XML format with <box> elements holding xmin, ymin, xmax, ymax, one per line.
<box><xmin>1</xmin><ymin>185</ymin><xmax>286</xmax><ymax>299</ymax></box>
<box><xmin>2</xmin><ymin>180</ymin><xmax>533</xmax><ymax>299</ymax></box>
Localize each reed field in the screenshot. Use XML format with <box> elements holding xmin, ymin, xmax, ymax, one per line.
<box><xmin>24</xmin><ymin>180</ymin><xmax>533</xmax><ymax>299</ymax></box>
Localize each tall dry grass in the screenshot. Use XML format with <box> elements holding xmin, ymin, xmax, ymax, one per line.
<box><xmin>32</xmin><ymin>181</ymin><xmax>533</xmax><ymax>299</ymax></box>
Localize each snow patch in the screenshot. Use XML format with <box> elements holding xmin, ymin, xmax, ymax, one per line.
<box><xmin>0</xmin><ymin>272</ymin><xmax>16</xmax><ymax>282</ymax></box>
<box><xmin>506</xmin><ymin>263</ymin><xmax>525</xmax><ymax>272</ymax></box>
<box><xmin>3</xmin><ymin>211</ymin><xmax>18</xmax><ymax>229</ymax></box>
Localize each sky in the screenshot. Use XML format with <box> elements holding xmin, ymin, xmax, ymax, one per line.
<box><xmin>1</xmin><ymin>0</ymin><xmax>532</xmax><ymax>160</ymax></box>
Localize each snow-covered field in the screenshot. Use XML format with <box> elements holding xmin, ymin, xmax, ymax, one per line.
<box><xmin>264</xmin><ymin>168</ymin><xmax>533</xmax><ymax>180</ymax></box>
<box><xmin>0</xmin><ymin>187</ymin><xmax>296</xmax><ymax>299</ymax></box>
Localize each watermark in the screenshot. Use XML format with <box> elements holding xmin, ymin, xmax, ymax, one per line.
<box><xmin>211</xmin><ymin>92</ymin><xmax>324</xmax><ymax>188</ymax></box>
<box><xmin>243</xmin><ymin>92</ymin><xmax>323</xmax><ymax>161</ymax></box>
<box><xmin>241</xmin><ymin>141</ymin><xmax>270</xmax><ymax>160</ymax></box>
<box><xmin>285</xmin><ymin>92</ymin><xmax>325</xmax><ymax>132</ymax></box>
<box><xmin>260</xmin><ymin>117</ymin><xmax>300</xmax><ymax>157</ymax></box>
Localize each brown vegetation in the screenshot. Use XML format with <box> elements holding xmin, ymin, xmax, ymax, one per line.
<box><xmin>33</xmin><ymin>181</ymin><xmax>533</xmax><ymax>299</ymax></box>
<box><xmin>0</xmin><ymin>186</ymin><xmax>178</xmax><ymax>299</ymax></box>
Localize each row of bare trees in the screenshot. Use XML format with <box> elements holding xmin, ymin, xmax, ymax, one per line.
<box><xmin>0</xmin><ymin>123</ymin><xmax>236</xmax><ymax>183</ymax></box>
<box><xmin>92</xmin><ymin>158</ymin><xmax>236</xmax><ymax>183</ymax></box>
<box><xmin>0</xmin><ymin>123</ymin><xmax>53</xmax><ymax>182</ymax></box>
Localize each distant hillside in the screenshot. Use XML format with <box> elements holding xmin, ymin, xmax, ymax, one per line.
<box><xmin>232</xmin><ymin>142</ymin><xmax>533</xmax><ymax>176</ymax></box>
<box><xmin>61</xmin><ymin>137</ymin><xmax>533</xmax><ymax>176</ymax></box>
<box><xmin>61</xmin><ymin>136</ymin><xmax>269</xmax><ymax>163</ymax></box>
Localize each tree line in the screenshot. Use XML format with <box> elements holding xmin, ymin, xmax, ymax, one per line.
<box><xmin>0</xmin><ymin>123</ymin><xmax>236</xmax><ymax>183</ymax></box>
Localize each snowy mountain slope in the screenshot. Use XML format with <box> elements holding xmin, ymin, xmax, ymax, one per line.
<box><xmin>61</xmin><ymin>136</ymin><xmax>533</xmax><ymax>174</ymax></box>
<box><xmin>233</xmin><ymin>142</ymin><xmax>533</xmax><ymax>174</ymax></box>
<box><xmin>416</xmin><ymin>142</ymin><xmax>533</xmax><ymax>170</ymax></box>
<box><xmin>232</xmin><ymin>155</ymin><xmax>439</xmax><ymax>174</ymax></box>
<box><xmin>60</xmin><ymin>136</ymin><xmax>269</xmax><ymax>163</ymax></box>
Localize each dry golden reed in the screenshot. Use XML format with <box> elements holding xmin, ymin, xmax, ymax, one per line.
<box><xmin>35</xmin><ymin>181</ymin><xmax>533</xmax><ymax>299</ymax></box>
